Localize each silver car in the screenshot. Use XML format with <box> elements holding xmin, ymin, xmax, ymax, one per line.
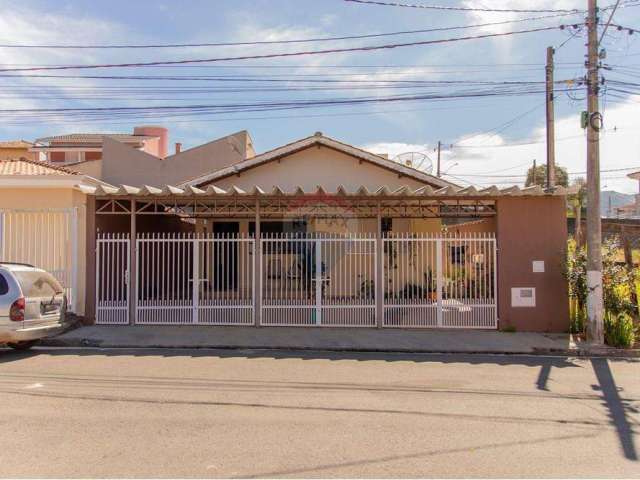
<box><xmin>0</xmin><ymin>263</ymin><xmax>67</xmax><ymax>350</ymax></box>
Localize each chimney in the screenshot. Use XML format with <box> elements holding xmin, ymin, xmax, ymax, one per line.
<box><xmin>133</xmin><ymin>125</ymin><xmax>168</xmax><ymax>158</ymax></box>
<box><xmin>175</xmin><ymin>142</ymin><xmax>182</xmax><ymax>154</ymax></box>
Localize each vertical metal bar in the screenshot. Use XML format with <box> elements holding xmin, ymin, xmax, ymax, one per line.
<box><xmin>375</xmin><ymin>205</ymin><xmax>383</xmax><ymax>327</ymax></box>
<box><xmin>254</xmin><ymin>200</ymin><xmax>261</xmax><ymax>326</ymax></box>
<box><xmin>129</xmin><ymin>200</ymin><xmax>137</xmax><ymax>325</ymax></box>
<box><xmin>436</xmin><ymin>238</ymin><xmax>443</xmax><ymax>328</ymax></box>
<box><xmin>315</xmin><ymin>237</ymin><xmax>322</xmax><ymax>325</ymax></box>
<box><xmin>192</xmin><ymin>235</ymin><xmax>199</xmax><ymax>324</ymax></box>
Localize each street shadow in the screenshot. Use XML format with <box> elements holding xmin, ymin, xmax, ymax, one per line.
<box><xmin>591</xmin><ymin>358</ymin><xmax>639</xmax><ymax>461</ymax></box>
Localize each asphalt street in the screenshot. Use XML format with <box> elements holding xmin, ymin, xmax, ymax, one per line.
<box><xmin>0</xmin><ymin>348</ymin><xmax>638</xmax><ymax>478</ymax></box>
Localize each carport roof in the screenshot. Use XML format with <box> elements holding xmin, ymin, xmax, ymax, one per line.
<box><xmin>86</xmin><ymin>183</ymin><xmax>575</xmax><ymax>198</ymax></box>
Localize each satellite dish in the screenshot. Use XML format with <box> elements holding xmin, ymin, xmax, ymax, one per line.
<box><xmin>393</xmin><ymin>152</ymin><xmax>433</xmax><ymax>174</ymax></box>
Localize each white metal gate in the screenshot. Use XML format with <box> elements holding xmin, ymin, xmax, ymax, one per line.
<box><xmin>95</xmin><ymin>231</ymin><xmax>496</xmax><ymax>329</ymax></box>
<box><xmin>96</xmin><ymin>233</ymin><xmax>130</xmax><ymax>324</ymax></box>
<box><xmin>260</xmin><ymin>234</ymin><xmax>376</xmax><ymax>327</ymax></box>
<box><xmin>383</xmin><ymin>233</ymin><xmax>497</xmax><ymax>329</ymax></box>
<box><xmin>136</xmin><ymin>233</ymin><xmax>254</xmax><ymax>325</ymax></box>
<box><xmin>0</xmin><ymin>208</ymin><xmax>78</xmax><ymax>311</ymax></box>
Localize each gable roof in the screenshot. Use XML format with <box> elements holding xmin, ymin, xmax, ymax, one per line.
<box><xmin>0</xmin><ymin>158</ymin><xmax>78</xmax><ymax>176</ymax></box>
<box><xmin>0</xmin><ymin>140</ymin><xmax>32</xmax><ymax>149</ymax></box>
<box><xmin>33</xmin><ymin>133</ymin><xmax>155</xmax><ymax>146</ymax></box>
<box><xmin>181</xmin><ymin>133</ymin><xmax>456</xmax><ymax>189</ymax></box>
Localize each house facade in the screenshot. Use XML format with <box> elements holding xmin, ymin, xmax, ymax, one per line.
<box><xmin>85</xmin><ymin>133</ymin><xmax>570</xmax><ymax>332</ymax></box>
<box><xmin>0</xmin><ymin>158</ymin><xmax>103</xmax><ymax>314</ymax></box>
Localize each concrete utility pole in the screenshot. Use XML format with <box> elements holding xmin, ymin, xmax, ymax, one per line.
<box><xmin>586</xmin><ymin>0</ymin><xmax>604</xmax><ymax>344</ymax></box>
<box><xmin>546</xmin><ymin>46</ymin><xmax>556</xmax><ymax>189</ymax></box>
<box><xmin>436</xmin><ymin>141</ymin><xmax>442</xmax><ymax>177</ymax></box>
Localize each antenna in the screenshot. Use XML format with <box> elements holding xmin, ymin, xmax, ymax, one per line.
<box><xmin>393</xmin><ymin>152</ymin><xmax>433</xmax><ymax>174</ymax></box>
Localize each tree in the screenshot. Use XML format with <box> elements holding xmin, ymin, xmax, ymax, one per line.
<box><xmin>525</xmin><ymin>164</ymin><xmax>569</xmax><ymax>188</ymax></box>
<box><xmin>569</xmin><ymin>177</ymin><xmax>587</xmax><ymax>246</ymax></box>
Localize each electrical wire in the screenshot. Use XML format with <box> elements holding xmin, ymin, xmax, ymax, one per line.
<box><xmin>0</xmin><ymin>25</ymin><xmax>566</xmax><ymax>73</ymax></box>
<box><xmin>344</xmin><ymin>0</ymin><xmax>581</xmax><ymax>14</ymax></box>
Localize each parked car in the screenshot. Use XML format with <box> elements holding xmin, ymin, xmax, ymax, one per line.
<box><xmin>0</xmin><ymin>263</ymin><xmax>67</xmax><ymax>350</ymax></box>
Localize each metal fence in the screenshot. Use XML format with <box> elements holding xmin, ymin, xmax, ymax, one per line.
<box><xmin>383</xmin><ymin>233</ymin><xmax>497</xmax><ymax>329</ymax></box>
<box><xmin>95</xmin><ymin>231</ymin><xmax>497</xmax><ymax>329</ymax></box>
<box><xmin>260</xmin><ymin>233</ymin><xmax>376</xmax><ymax>327</ymax></box>
<box><xmin>135</xmin><ymin>233</ymin><xmax>254</xmax><ymax>325</ymax></box>
<box><xmin>96</xmin><ymin>233</ymin><xmax>129</xmax><ymax>324</ymax></box>
<box><xmin>0</xmin><ymin>208</ymin><xmax>79</xmax><ymax>311</ymax></box>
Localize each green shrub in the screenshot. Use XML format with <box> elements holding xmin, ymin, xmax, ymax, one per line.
<box><xmin>604</xmin><ymin>312</ymin><xmax>636</xmax><ymax>349</ymax></box>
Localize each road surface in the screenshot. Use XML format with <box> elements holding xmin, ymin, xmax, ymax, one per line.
<box><xmin>0</xmin><ymin>348</ymin><xmax>638</xmax><ymax>478</ymax></box>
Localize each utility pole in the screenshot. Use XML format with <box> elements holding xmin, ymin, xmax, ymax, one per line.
<box><xmin>532</xmin><ymin>158</ymin><xmax>537</xmax><ymax>185</ymax></box>
<box><xmin>545</xmin><ymin>46</ymin><xmax>556</xmax><ymax>189</ymax></box>
<box><xmin>586</xmin><ymin>0</ymin><xmax>604</xmax><ymax>344</ymax></box>
<box><xmin>436</xmin><ymin>141</ymin><xmax>442</xmax><ymax>177</ymax></box>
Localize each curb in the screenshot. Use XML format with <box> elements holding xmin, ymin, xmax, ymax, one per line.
<box><xmin>38</xmin><ymin>338</ymin><xmax>640</xmax><ymax>357</ymax></box>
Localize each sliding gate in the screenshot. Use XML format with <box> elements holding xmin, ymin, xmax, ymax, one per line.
<box><xmin>95</xmin><ymin>232</ymin><xmax>496</xmax><ymax>328</ymax></box>
<box><xmin>260</xmin><ymin>234</ymin><xmax>376</xmax><ymax>327</ymax></box>
<box><xmin>383</xmin><ymin>233</ymin><xmax>497</xmax><ymax>329</ymax></box>
<box><xmin>136</xmin><ymin>233</ymin><xmax>254</xmax><ymax>325</ymax></box>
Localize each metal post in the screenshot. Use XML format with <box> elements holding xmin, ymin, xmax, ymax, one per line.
<box><xmin>436</xmin><ymin>141</ymin><xmax>442</xmax><ymax>178</ymax></box>
<box><xmin>586</xmin><ymin>0</ymin><xmax>604</xmax><ymax>344</ymax></box>
<box><xmin>436</xmin><ymin>238</ymin><xmax>443</xmax><ymax>328</ymax></box>
<box><xmin>546</xmin><ymin>46</ymin><xmax>556</xmax><ymax>189</ymax></box>
<box><xmin>129</xmin><ymin>199</ymin><xmax>136</xmax><ymax>325</ymax></box>
<box><xmin>375</xmin><ymin>205</ymin><xmax>384</xmax><ymax>327</ymax></box>
<box><xmin>192</xmin><ymin>235</ymin><xmax>199</xmax><ymax>324</ymax></box>
<box><xmin>315</xmin><ymin>238</ymin><xmax>322</xmax><ymax>325</ymax></box>
<box><xmin>254</xmin><ymin>200</ymin><xmax>261</xmax><ymax>326</ymax></box>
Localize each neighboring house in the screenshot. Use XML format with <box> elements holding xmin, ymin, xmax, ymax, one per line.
<box><xmin>614</xmin><ymin>171</ymin><xmax>640</xmax><ymax>218</ymax></box>
<box><xmin>31</xmin><ymin>125</ymin><xmax>166</xmax><ymax>166</ymax></box>
<box><xmin>0</xmin><ymin>158</ymin><xmax>104</xmax><ymax>315</ymax></box>
<box><xmin>0</xmin><ymin>140</ymin><xmax>39</xmax><ymax>161</ymax></box>
<box><xmin>32</xmin><ymin>126</ymin><xmax>255</xmax><ymax>187</ymax></box>
<box><xmin>86</xmin><ymin>132</ymin><xmax>570</xmax><ymax>333</ymax></box>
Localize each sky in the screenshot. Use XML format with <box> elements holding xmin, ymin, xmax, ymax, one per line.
<box><xmin>0</xmin><ymin>0</ymin><xmax>639</xmax><ymax>192</ymax></box>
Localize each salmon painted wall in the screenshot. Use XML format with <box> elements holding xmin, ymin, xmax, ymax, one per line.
<box><xmin>496</xmin><ymin>197</ymin><xmax>569</xmax><ymax>332</ymax></box>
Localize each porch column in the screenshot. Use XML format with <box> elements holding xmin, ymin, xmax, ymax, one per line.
<box><xmin>129</xmin><ymin>199</ymin><xmax>136</xmax><ymax>325</ymax></box>
<box><xmin>85</xmin><ymin>196</ymin><xmax>97</xmax><ymax>324</ymax></box>
<box><xmin>375</xmin><ymin>203</ymin><xmax>384</xmax><ymax>328</ymax></box>
<box><xmin>254</xmin><ymin>199</ymin><xmax>261</xmax><ymax>326</ymax></box>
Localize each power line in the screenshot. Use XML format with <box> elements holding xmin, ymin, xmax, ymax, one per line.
<box><xmin>0</xmin><ymin>13</ymin><xmax>583</xmax><ymax>50</ymax></box>
<box><xmin>344</xmin><ymin>0</ymin><xmax>581</xmax><ymax>13</ymax></box>
<box><xmin>0</xmin><ymin>25</ymin><xmax>566</xmax><ymax>73</ymax></box>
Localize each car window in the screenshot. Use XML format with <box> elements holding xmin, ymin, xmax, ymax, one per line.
<box><xmin>13</xmin><ymin>271</ymin><xmax>63</xmax><ymax>297</ymax></box>
<box><xmin>0</xmin><ymin>273</ymin><xmax>8</xmax><ymax>295</ymax></box>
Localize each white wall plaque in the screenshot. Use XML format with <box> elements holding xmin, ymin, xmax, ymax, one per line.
<box><xmin>532</xmin><ymin>260</ymin><xmax>545</xmax><ymax>273</ymax></box>
<box><xmin>512</xmin><ymin>287</ymin><xmax>536</xmax><ymax>307</ymax></box>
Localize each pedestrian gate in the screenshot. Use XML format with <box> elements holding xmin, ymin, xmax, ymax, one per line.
<box><xmin>96</xmin><ymin>232</ymin><xmax>497</xmax><ymax>328</ymax></box>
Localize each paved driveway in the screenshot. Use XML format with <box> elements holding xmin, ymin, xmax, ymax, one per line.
<box><xmin>0</xmin><ymin>348</ymin><xmax>638</xmax><ymax>478</ymax></box>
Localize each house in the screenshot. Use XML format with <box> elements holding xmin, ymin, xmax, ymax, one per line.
<box><xmin>0</xmin><ymin>140</ymin><xmax>39</xmax><ymax>161</ymax></box>
<box><xmin>0</xmin><ymin>158</ymin><xmax>103</xmax><ymax>315</ymax></box>
<box><xmin>32</xmin><ymin>126</ymin><xmax>255</xmax><ymax>188</ymax></box>
<box><xmin>85</xmin><ymin>132</ymin><xmax>570</xmax><ymax>332</ymax></box>
<box><xmin>614</xmin><ymin>171</ymin><xmax>640</xmax><ymax>218</ymax></box>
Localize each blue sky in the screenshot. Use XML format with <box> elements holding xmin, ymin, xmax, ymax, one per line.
<box><xmin>1</xmin><ymin>0</ymin><xmax>639</xmax><ymax>191</ymax></box>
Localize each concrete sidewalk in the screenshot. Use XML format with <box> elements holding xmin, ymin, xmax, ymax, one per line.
<box><xmin>42</xmin><ymin>325</ymin><xmax>584</xmax><ymax>355</ymax></box>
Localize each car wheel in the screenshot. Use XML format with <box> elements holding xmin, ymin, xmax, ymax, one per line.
<box><xmin>7</xmin><ymin>340</ymin><xmax>38</xmax><ymax>350</ymax></box>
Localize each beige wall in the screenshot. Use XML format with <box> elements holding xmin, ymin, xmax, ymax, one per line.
<box><xmin>213</xmin><ymin>145</ymin><xmax>430</xmax><ymax>192</ymax></box>
<box><xmin>0</xmin><ymin>187</ymin><xmax>88</xmax><ymax>315</ymax></box>
<box><xmin>69</xmin><ymin>159</ymin><xmax>103</xmax><ymax>179</ymax></box>
<box><xmin>99</xmin><ymin>130</ymin><xmax>252</xmax><ymax>187</ymax></box>
<box><xmin>0</xmin><ymin>148</ymin><xmax>37</xmax><ymax>161</ymax></box>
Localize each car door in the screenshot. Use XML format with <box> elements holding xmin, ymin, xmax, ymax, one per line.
<box><xmin>13</xmin><ymin>270</ymin><xmax>65</xmax><ymax>329</ymax></box>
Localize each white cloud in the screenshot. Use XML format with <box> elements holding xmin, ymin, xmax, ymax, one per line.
<box><xmin>362</xmin><ymin>97</ymin><xmax>640</xmax><ymax>193</ymax></box>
